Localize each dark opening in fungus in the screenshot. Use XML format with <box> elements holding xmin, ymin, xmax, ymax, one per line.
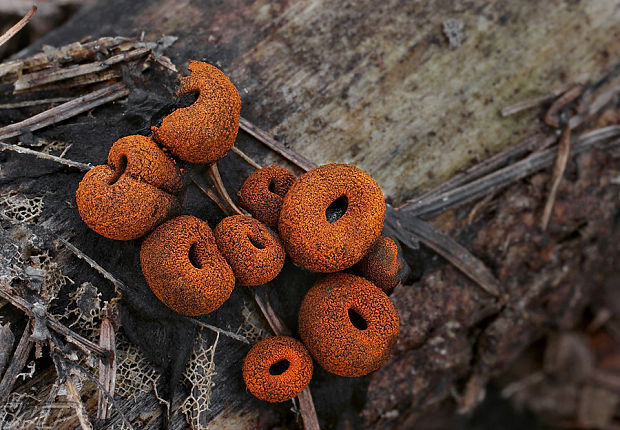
<box><xmin>348</xmin><ymin>308</ymin><xmax>368</xmax><ymax>330</ymax></box>
<box><xmin>242</xmin><ymin>336</ymin><xmax>313</xmax><ymax>403</ymax></box>
<box><xmin>269</xmin><ymin>359</ymin><xmax>290</xmax><ymax>375</ymax></box>
<box><xmin>325</xmin><ymin>195</ymin><xmax>348</xmax><ymax>223</ymax></box>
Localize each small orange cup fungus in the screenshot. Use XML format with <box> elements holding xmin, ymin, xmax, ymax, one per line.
<box><xmin>357</xmin><ymin>235</ymin><xmax>402</xmax><ymax>291</ymax></box>
<box><xmin>238</xmin><ymin>165</ymin><xmax>296</xmax><ymax>230</ymax></box>
<box><xmin>298</xmin><ymin>273</ymin><xmax>399</xmax><ymax>377</ymax></box>
<box><xmin>278</xmin><ymin>164</ymin><xmax>385</xmax><ymax>273</ymax></box>
<box><xmin>76</xmin><ymin>135</ymin><xmax>182</xmax><ymax>240</ymax></box>
<box><xmin>214</xmin><ymin>215</ymin><xmax>285</xmax><ymax>286</ymax></box>
<box><xmin>107</xmin><ymin>134</ymin><xmax>182</xmax><ymax>194</ymax></box>
<box><xmin>242</xmin><ymin>336</ymin><xmax>313</xmax><ymax>403</ymax></box>
<box><xmin>140</xmin><ymin>215</ymin><xmax>235</xmax><ymax>316</ymax></box>
<box><xmin>152</xmin><ymin>60</ymin><xmax>241</xmax><ymax>164</ymax></box>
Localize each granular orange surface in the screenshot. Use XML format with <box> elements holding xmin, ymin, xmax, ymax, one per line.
<box><xmin>107</xmin><ymin>135</ymin><xmax>182</xmax><ymax>194</ymax></box>
<box><xmin>152</xmin><ymin>60</ymin><xmax>241</xmax><ymax>164</ymax></box>
<box><xmin>140</xmin><ymin>215</ymin><xmax>235</xmax><ymax>316</ymax></box>
<box><xmin>298</xmin><ymin>273</ymin><xmax>399</xmax><ymax>377</ymax></box>
<box><xmin>279</xmin><ymin>164</ymin><xmax>385</xmax><ymax>272</ymax></box>
<box><xmin>238</xmin><ymin>165</ymin><xmax>296</xmax><ymax>230</ymax></box>
<box><xmin>76</xmin><ymin>135</ymin><xmax>182</xmax><ymax>240</ymax></box>
<box><xmin>214</xmin><ymin>215</ymin><xmax>285</xmax><ymax>286</ymax></box>
<box><xmin>357</xmin><ymin>236</ymin><xmax>401</xmax><ymax>291</ymax></box>
<box><xmin>242</xmin><ymin>336</ymin><xmax>313</xmax><ymax>403</ymax></box>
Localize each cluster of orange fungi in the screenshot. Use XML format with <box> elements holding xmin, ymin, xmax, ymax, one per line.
<box><xmin>75</xmin><ymin>60</ymin><xmax>403</xmax><ymax>404</ymax></box>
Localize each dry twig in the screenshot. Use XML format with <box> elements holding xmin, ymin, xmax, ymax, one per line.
<box><xmin>189</xmin><ymin>319</ymin><xmax>251</xmax><ymax>344</ymax></box>
<box><xmin>207</xmin><ymin>163</ymin><xmax>245</xmax><ymax>216</ymax></box>
<box><xmin>231</xmin><ymin>146</ymin><xmax>262</xmax><ymax>170</ymax></box>
<box><xmin>541</xmin><ymin>122</ymin><xmax>571</xmax><ymax>230</ymax></box>
<box><xmin>97</xmin><ymin>317</ymin><xmax>117</xmax><ymax>420</ymax></box>
<box><xmin>0</xmin><ymin>83</ymin><xmax>130</xmax><ymax>139</ymax></box>
<box><xmin>59</xmin><ymin>238</ymin><xmax>127</xmax><ymax>297</ymax></box>
<box><xmin>189</xmin><ymin>172</ymin><xmax>230</xmax><ymax>216</ymax></box>
<box><xmin>400</xmin><ymin>125</ymin><xmax>620</xmax><ymax>218</ymax></box>
<box><xmin>239</xmin><ymin>116</ymin><xmax>317</xmax><ymax>172</ymax></box>
<box><xmin>0</xmin><ymin>6</ymin><xmax>36</xmax><ymax>48</ymax></box>
<box><xmin>0</xmin><ymin>141</ymin><xmax>93</xmax><ymax>171</ymax></box>
<box><xmin>0</xmin><ymin>321</ymin><xmax>34</xmax><ymax>404</ymax></box>
<box><xmin>385</xmin><ymin>208</ymin><xmax>501</xmax><ymax>297</ymax></box>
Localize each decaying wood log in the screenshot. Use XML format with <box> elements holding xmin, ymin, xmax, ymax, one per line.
<box><xmin>1</xmin><ymin>1</ymin><xmax>619</xmax><ymax>429</ymax></box>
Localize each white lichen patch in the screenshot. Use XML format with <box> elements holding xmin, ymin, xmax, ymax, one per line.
<box><xmin>236</xmin><ymin>301</ymin><xmax>269</xmax><ymax>344</ymax></box>
<box><xmin>1</xmin><ymin>191</ymin><xmax>43</xmax><ymax>223</ymax></box>
<box><xmin>115</xmin><ymin>337</ymin><xmax>160</xmax><ymax>402</ymax></box>
<box><xmin>181</xmin><ymin>329</ymin><xmax>219</xmax><ymax>430</ymax></box>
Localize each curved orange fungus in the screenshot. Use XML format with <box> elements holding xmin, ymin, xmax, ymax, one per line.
<box><xmin>76</xmin><ymin>135</ymin><xmax>182</xmax><ymax>240</ymax></box>
<box><xmin>140</xmin><ymin>215</ymin><xmax>235</xmax><ymax>316</ymax></box>
<box><xmin>278</xmin><ymin>164</ymin><xmax>385</xmax><ymax>272</ymax></box>
<box><xmin>298</xmin><ymin>273</ymin><xmax>399</xmax><ymax>377</ymax></box>
<box><xmin>238</xmin><ymin>165</ymin><xmax>296</xmax><ymax>230</ymax></box>
<box><xmin>242</xmin><ymin>336</ymin><xmax>313</xmax><ymax>403</ymax></box>
<box><xmin>214</xmin><ymin>215</ymin><xmax>285</xmax><ymax>286</ymax></box>
<box><xmin>152</xmin><ymin>60</ymin><xmax>241</xmax><ymax>164</ymax></box>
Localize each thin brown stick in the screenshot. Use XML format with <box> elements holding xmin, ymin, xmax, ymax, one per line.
<box><xmin>400</xmin><ymin>125</ymin><xmax>620</xmax><ymax>218</ymax></box>
<box><xmin>239</xmin><ymin>116</ymin><xmax>317</xmax><ymax>172</ymax></box>
<box><xmin>53</xmin><ymin>351</ymin><xmax>135</xmax><ymax>430</ymax></box>
<box><xmin>59</xmin><ymin>238</ymin><xmax>127</xmax><ymax>297</ymax></box>
<box><xmin>541</xmin><ymin>123</ymin><xmax>571</xmax><ymax>230</ymax></box>
<box><xmin>0</xmin><ymin>141</ymin><xmax>93</xmax><ymax>171</ymax></box>
<box><xmin>231</xmin><ymin>146</ymin><xmax>262</xmax><ymax>170</ymax></box>
<box><xmin>0</xmin><ymin>321</ymin><xmax>34</xmax><ymax>404</ymax></box>
<box><xmin>65</xmin><ymin>375</ymin><xmax>94</xmax><ymax>430</ymax></box>
<box><xmin>297</xmin><ymin>388</ymin><xmax>321</xmax><ymax>430</ymax></box>
<box><xmin>0</xmin><ymin>97</ymin><xmax>73</xmax><ymax>109</ymax></box>
<box><xmin>385</xmin><ymin>208</ymin><xmax>501</xmax><ymax>297</ymax></box>
<box><xmin>544</xmin><ymin>84</ymin><xmax>585</xmax><ymax>128</ymax></box>
<box><xmin>501</xmin><ymin>83</ymin><xmax>575</xmax><ymax>117</ymax></box>
<box><xmin>399</xmin><ymin>134</ymin><xmax>554</xmax><ymax>209</ymax></box>
<box><xmin>0</xmin><ymin>284</ymin><xmax>107</xmax><ymax>357</ymax></box>
<box><xmin>0</xmin><ymin>5</ymin><xmax>36</xmax><ymax>48</ymax></box>
<box><xmin>0</xmin><ymin>83</ymin><xmax>130</xmax><ymax>139</ymax></box>
<box><xmin>14</xmin><ymin>48</ymin><xmax>149</xmax><ymax>92</ymax></box>
<box><xmin>189</xmin><ymin>318</ymin><xmax>251</xmax><ymax>344</ymax></box>
<box><xmin>97</xmin><ymin>318</ymin><xmax>116</xmax><ymax>420</ymax></box>
<box><xmin>207</xmin><ymin>163</ymin><xmax>245</xmax><ymax>216</ymax></box>
<box><xmin>252</xmin><ymin>291</ymin><xmax>290</xmax><ymax>337</ymax></box>
<box><xmin>189</xmin><ymin>172</ymin><xmax>230</xmax><ymax>215</ymax></box>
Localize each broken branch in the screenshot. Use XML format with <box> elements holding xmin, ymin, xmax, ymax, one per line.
<box><xmin>0</xmin><ymin>83</ymin><xmax>130</xmax><ymax>139</ymax></box>
<box><xmin>0</xmin><ymin>141</ymin><xmax>93</xmax><ymax>171</ymax></box>
<box><xmin>0</xmin><ymin>6</ymin><xmax>36</xmax><ymax>48</ymax></box>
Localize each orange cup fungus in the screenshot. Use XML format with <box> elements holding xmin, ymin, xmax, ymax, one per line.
<box><xmin>238</xmin><ymin>165</ymin><xmax>296</xmax><ymax>230</ymax></box>
<box><xmin>76</xmin><ymin>135</ymin><xmax>182</xmax><ymax>240</ymax></box>
<box><xmin>298</xmin><ymin>273</ymin><xmax>399</xmax><ymax>377</ymax></box>
<box><xmin>278</xmin><ymin>164</ymin><xmax>385</xmax><ymax>273</ymax></box>
<box><xmin>152</xmin><ymin>60</ymin><xmax>241</xmax><ymax>164</ymax></box>
<box><xmin>357</xmin><ymin>235</ymin><xmax>402</xmax><ymax>291</ymax></box>
<box><xmin>140</xmin><ymin>215</ymin><xmax>235</xmax><ymax>316</ymax></box>
<box><xmin>242</xmin><ymin>336</ymin><xmax>313</xmax><ymax>403</ymax></box>
<box><xmin>214</xmin><ymin>215</ymin><xmax>285</xmax><ymax>286</ymax></box>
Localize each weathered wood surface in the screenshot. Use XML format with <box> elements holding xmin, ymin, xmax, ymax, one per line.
<box><xmin>1</xmin><ymin>1</ymin><xmax>619</xmax><ymax>429</ymax></box>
